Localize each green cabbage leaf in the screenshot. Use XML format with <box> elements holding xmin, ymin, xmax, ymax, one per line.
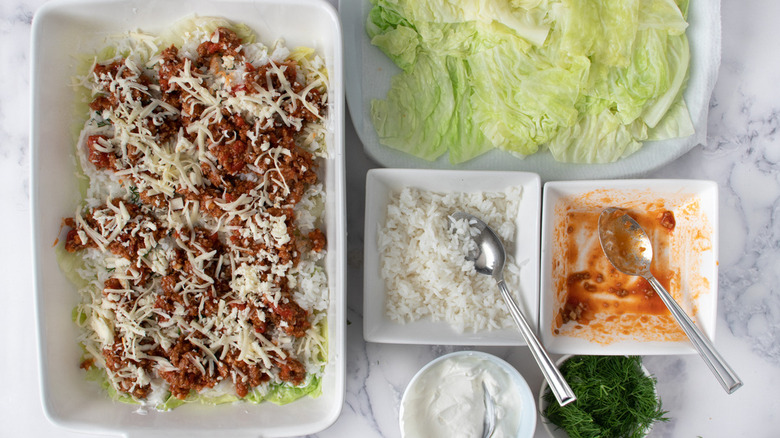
<box><xmin>367</xmin><ymin>0</ymin><xmax>693</xmax><ymax>163</ymax></box>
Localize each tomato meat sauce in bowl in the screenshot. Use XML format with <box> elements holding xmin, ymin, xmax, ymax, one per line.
<box><xmin>539</xmin><ymin>180</ymin><xmax>718</xmax><ymax>355</ymax></box>
<box><xmin>559</xmin><ymin>207</ymin><xmax>680</xmax><ymax>336</ymax></box>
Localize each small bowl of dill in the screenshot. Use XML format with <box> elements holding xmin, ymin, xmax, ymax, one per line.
<box><xmin>539</xmin><ymin>355</ymin><xmax>667</xmax><ymax>438</ymax></box>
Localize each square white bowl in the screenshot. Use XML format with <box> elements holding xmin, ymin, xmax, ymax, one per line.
<box><xmin>363</xmin><ymin>169</ymin><xmax>541</xmax><ymax>345</ymax></box>
<box><xmin>30</xmin><ymin>1</ymin><xmax>345</xmax><ymax>436</ymax></box>
<box><xmin>539</xmin><ymin>180</ymin><xmax>718</xmax><ymax>355</ymax></box>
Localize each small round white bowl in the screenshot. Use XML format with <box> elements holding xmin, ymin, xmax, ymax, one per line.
<box><xmin>538</xmin><ymin>355</ymin><xmax>657</xmax><ymax>438</ymax></box>
<box><xmin>399</xmin><ymin>350</ymin><xmax>536</xmax><ymax>438</ymax></box>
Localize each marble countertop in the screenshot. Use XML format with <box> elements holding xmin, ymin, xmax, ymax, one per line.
<box><xmin>3</xmin><ymin>0</ymin><xmax>779</xmax><ymax>437</ymax></box>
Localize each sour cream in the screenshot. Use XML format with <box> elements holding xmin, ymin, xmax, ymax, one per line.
<box><xmin>400</xmin><ymin>352</ymin><xmax>534</xmax><ymax>438</ymax></box>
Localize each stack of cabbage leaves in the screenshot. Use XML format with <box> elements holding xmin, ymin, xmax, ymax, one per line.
<box><xmin>367</xmin><ymin>0</ymin><xmax>693</xmax><ymax>163</ymax></box>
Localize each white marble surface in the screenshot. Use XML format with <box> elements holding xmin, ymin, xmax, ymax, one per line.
<box><xmin>4</xmin><ymin>0</ymin><xmax>780</xmax><ymax>437</ymax></box>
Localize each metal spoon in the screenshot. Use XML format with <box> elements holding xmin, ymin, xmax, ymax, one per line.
<box><xmin>598</xmin><ymin>207</ymin><xmax>743</xmax><ymax>394</ymax></box>
<box><xmin>449</xmin><ymin>212</ymin><xmax>576</xmax><ymax>406</ymax></box>
<box><xmin>481</xmin><ymin>381</ymin><xmax>496</xmax><ymax>438</ymax></box>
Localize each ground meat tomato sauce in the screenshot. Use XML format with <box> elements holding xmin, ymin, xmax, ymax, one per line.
<box><xmin>61</xmin><ymin>26</ymin><xmax>329</xmax><ymax>404</ymax></box>
<box><xmin>555</xmin><ymin>208</ymin><xmax>678</xmax><ymax>330</ymax></box>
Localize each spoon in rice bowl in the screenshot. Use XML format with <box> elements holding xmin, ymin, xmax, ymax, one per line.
<box><xmin>449</xmin><ymin>212</ymin><xmax>576</xmax><ymax>406</ymax></box>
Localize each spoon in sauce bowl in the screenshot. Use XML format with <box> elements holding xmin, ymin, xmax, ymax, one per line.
<box><xmin>598</xmin><ymin>207</ymin><xmax>743</xmax><ymax>394</ymax></box>
<box><xmin>449</xmin><ymin>212</ymin><xmax>576</xmax><ymax>406</ymax></box>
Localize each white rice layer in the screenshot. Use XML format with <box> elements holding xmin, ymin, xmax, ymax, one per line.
<box><xmin>379</xmin><ymin>186</ymin><xmax>525</xmax><ymax>333</ymax></box>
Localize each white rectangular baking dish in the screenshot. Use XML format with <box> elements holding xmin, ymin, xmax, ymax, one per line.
<box><xmin>30</xmin><ymin>0</ymin><xmax>345</xmax><ymax>436</ymax></box>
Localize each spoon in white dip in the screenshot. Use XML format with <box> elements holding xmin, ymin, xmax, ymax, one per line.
<box><xmin>449</xmin><ymin>212</ymin><xmax>576</xmax><ymax>406</ymax></box>
<box><xmin>598</xmin><ymin>207</ymin><xmax>743</xmax><ymax>394</ymax></box>
<box><xmin>481</xmin><ymin>381</ymin><xmax>496</xmax><ymax>438</ymax></box>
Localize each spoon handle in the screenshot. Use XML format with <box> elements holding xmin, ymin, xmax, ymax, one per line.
<box><xmin>646</xmin><ymin>275</ymin><xmax>743</xmax><ymax>393</ymax></box>
<box><xmin>496</xmin><ymin>279</ymin><xmax>576</xmax><ymax>406</ymax></box>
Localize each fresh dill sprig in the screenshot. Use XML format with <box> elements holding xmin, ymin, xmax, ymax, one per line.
<box><xmin>128</xmin><ymin>185</ymin><xmax>141</xmax><ymax>205</ymax></box>
<box><xmin>542</xmin><ymin>356</ymin><xmax>668</xmax><ymax>438</ymax></box>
